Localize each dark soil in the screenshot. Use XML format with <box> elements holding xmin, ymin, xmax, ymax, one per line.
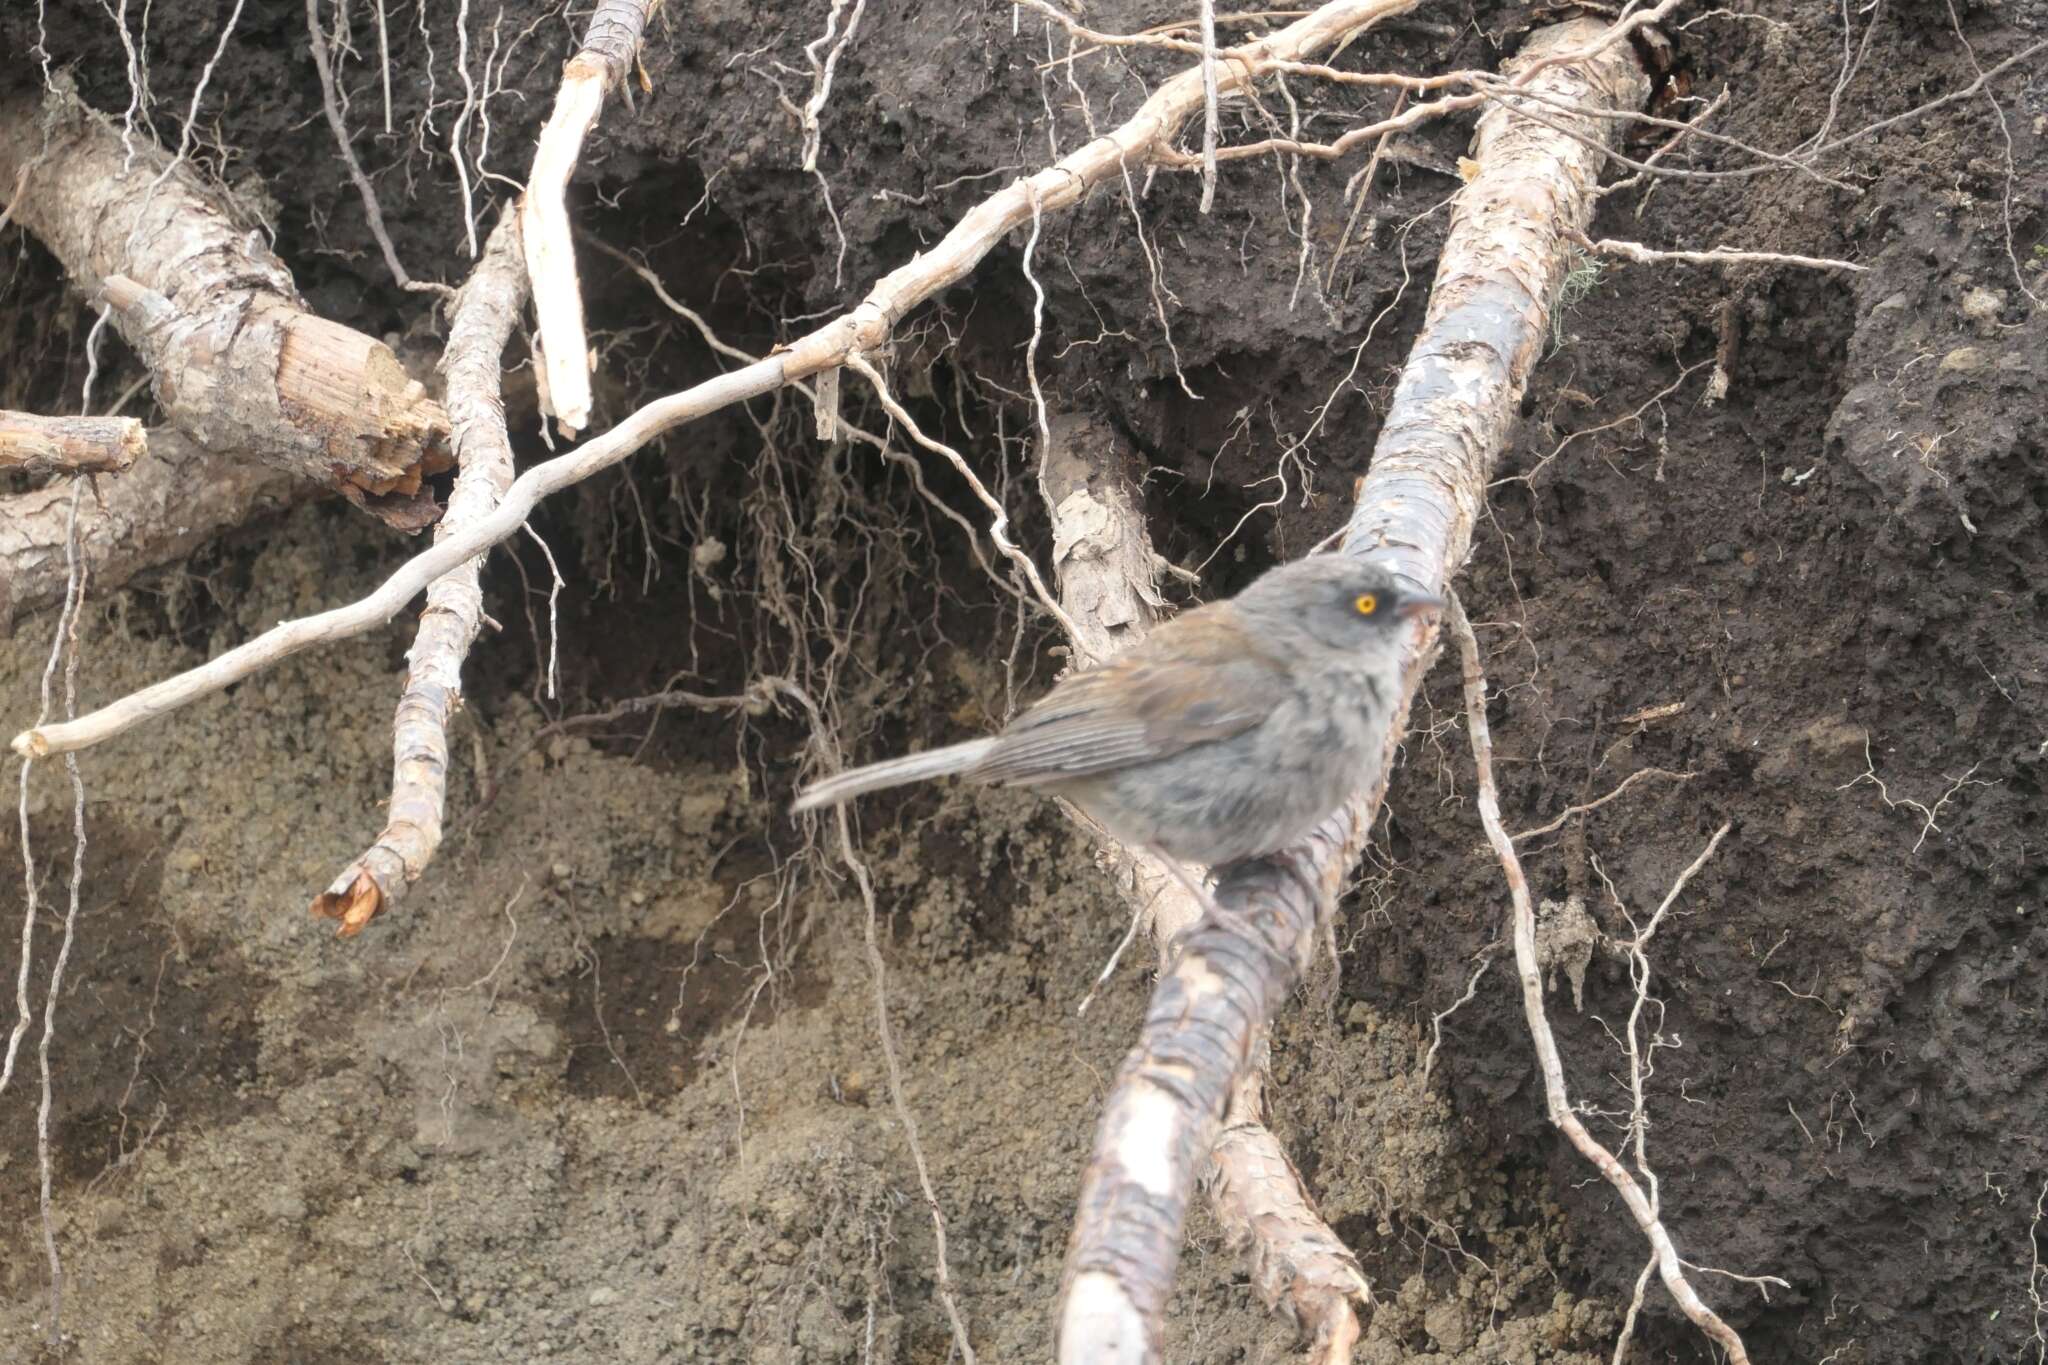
<box><xmin>3</xmin><ymin>1</ymin><xmax>2046</xmax><ymax>1362</ymax></box>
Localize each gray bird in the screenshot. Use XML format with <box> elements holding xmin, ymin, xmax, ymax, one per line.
<box><xmin>791</xmin><ymin>555</ymin><xmax>1441</xmax><ymax>867</ymax></box>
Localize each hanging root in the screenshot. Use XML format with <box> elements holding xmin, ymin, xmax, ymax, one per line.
<box><xmin>522</xmin><ymin>0</ymin><xmax>658</xmax><ymax>437</ymax></box>
<box><xmin>1446</xmin><ymin>592</ymin><xmax>1765</xmax><ymax>1363</ymax></box>
<box><xmin>1056</xmin><ymin>18</ymin><xmax>1652</xmax><ymax>1362</ymax></box>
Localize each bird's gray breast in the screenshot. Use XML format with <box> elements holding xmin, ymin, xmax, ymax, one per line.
<box><xmin>1063</xmin><ymin>659</ymin><xmax>1392</xmax><ymax>867</ymax></box>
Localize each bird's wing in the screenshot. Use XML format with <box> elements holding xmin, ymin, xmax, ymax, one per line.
<box><xmin>971</xmin><ymin>605</ymin><xmax>1289</xmax><ymax>787</ymax></box>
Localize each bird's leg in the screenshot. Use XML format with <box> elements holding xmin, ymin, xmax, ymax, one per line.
<box><xmin>1149</xmin><ymin>847</ymin><xmax>1224</xmax><ymax>933</ymax></box>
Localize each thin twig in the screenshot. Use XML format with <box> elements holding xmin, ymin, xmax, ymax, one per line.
<box><xmin>305</xmin><ymin>0</ymin><xmax>449</xmax><ymax>295</ymax></box>
<box><xmin>1577</xmin><ymin>233</ymin><xmax>1868</xmax><ymax>273</ymax></box>
<box><xmin>1449</xmin><ymin>591</ymin><xmax>1758</xmax><ymax>1364</ymax></box>
<box><xmin>1513</xmin><ymin>767</ymin><xmax>1693</xmax><ymax>843</ymax></box>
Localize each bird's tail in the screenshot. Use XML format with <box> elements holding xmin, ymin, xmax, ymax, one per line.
<box><xmin>790</xmin><ymin>738</ymin><xmax>1000</xmax><ymax>813</ymax></box>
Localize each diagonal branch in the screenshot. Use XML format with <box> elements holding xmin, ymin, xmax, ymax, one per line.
<box><xmin>1037</xmin><ymin>411</ymin><xmax>1368</xmax><ymax>1359</ymax></box>
<box><xmin>14</xmin><ymin>0</ymin><xmax>1426</xmax><ymax>760</ymax></box>
<box><xmin>1056</xmin><ymin>19</ymin><xmax>1652</xmax><ymax>1363</ymax></box>
<box><xmin>312</xmin><ymin>210</ymin><xmax>529</xmax><ymax>936</ymax></box>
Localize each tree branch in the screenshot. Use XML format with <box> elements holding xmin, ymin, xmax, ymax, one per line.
<box><xmin>1056</xmin><ymin>20</ymin><xmax>1652</xmax><ymax>1362</ymax></box>
<box><xmin>312</xmin><ymin>210</ymin><xmax>529</xmax><ymax>936</ymax></box>
<box><xmin>522</xmin><ymin>0</ymin><xmax>656</xmax><ymax>436</ymax></box>
<box><xmin>0</xmin><ymin>80</ymin><xmax>450</xmax><ymax>528</ymax></box>
<box><xmin>15</xmin><ymin>0</ymin><xmax>1426</xmax><ymax>760</ymax></box>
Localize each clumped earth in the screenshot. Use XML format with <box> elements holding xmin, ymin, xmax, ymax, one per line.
<box><xmin>3</xmin><ymin>1</ymin><xmax>2046</xmax><ymax>1362</ymax></box>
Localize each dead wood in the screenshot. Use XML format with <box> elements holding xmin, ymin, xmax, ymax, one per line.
<box><xmin>313</xmin><ymin>212</ymin><xmax>529</xmax><ymax>936</ymax></box>
<box><xmin>0</xmin><ymin>80</ymin><xmax>450</xmax><ymax>529</ymax></box>
<box><xmin>1056</xmin><ymin>19</ymin><xmax>1652</xmax><ymax>1363</ymax></box>
<box><xmin>523</xmin><ymin>0</ymin><xmax>658</xmax><ymax>436</ymax></box>
<box><xmin>1039</xmin><ymin>415</ymin><xmax>1369</xmax><ymax>1358</ymax></box>
<box><xmin>0</xmin><ymin>411</ymin><xmax>144</xmax><ymax>475</ymax></box>
<box><xmin>0</xmin><ymin>429</ymin><xmax>307</xmax><ymax>629</ymax></box>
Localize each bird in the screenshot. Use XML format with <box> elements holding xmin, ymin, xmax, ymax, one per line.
<box><xmin>791</xmin><ymin>554</ymin><xmax>1443</xmax><ymax>871</ymax></box>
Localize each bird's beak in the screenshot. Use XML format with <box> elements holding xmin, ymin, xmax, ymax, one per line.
<box><xmin>1396</xmin><ymin>592</ymin><xmax>1446</xmax><ymax>621</ymax></box>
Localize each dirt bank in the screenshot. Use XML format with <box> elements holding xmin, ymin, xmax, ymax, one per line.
<box><xmin>3</xmin><ymin>1</ymin><xmax>2045</xmax><ymax>1361</ymax></box>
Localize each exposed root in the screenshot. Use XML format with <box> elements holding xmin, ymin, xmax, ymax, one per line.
<box><xmin>1574</xmin><ymin>232</ymin><xmax>1868</xmax><ymax>274</ymax></box>
<box><xmin>18</xmin><ymin>0</ymin><xmax>1439</xmax><ymax>759</ymax></box>
<box><xmin>0</xmin><ymin>410</ymin><xmax>144</xmax><ymax>475</ymax></box>
<box><xmin>1057</xmin><ymin>20</ymin><xmax>1650</xmax><ymax>1361</ymax></box>
<box><xmin>305</xmin><ymin>0</ymin><xmax>450</xmax><ymax>296</ymax></box>
<box><xmin>1035</xmin><ymin>410</ymin><xmax>1361</xmax><ymax>1357</ymax></box>
<box><xmin>0</xmin><ymin>429</ymin><xmax>308</xmax><ymax>629</ymax></box>
<box><xmin>313</xmin><ymin>209</ymin><xmax>529</xmax><ymax>936</ymax></box>
<box><xmin>1447</xmin><ymin>590</ymin><xmax>1766</xmax><ymax>1364</ymax></box>
<box><xmin>521</xmin><ymin>0</ymin><xmax>657</xmax><ymax>437</ymax></box>
<box><xmin>0</xmin><ymin>80</ymin><xmax>451</xmax><ymax>527</ymax></box>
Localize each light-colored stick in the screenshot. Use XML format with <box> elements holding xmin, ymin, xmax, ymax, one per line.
<box><xmin>1578</xmin><ymin>233</ymin><xmax>1869</xmax><ymax>273</ymax></box>
<box><xmin>312</xmin><ymin>211</ymin><xmax>530</xmax><ymax>936</ymax></box>
<box><xmin>1059</xmin><ymin>20</ymin><xmax>1651</xmax><ymax>1361</ymax></box>
<box><xmin>521</xmin><ymin>0</ymin><xmax>656</xmax><ymax>437</ymax></box>
<box><xmin>16</xmin><ymin>0</ymin><xmax>1427</xmax><ymax>760</ymax></box>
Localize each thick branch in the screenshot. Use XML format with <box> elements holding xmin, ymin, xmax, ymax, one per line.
<box><xmin>0</xmin><ymin>80</ymin><xmax>449</xmax><ymax>528</ymax></box>
<box><xmin>1057</xmin><ymin>19</ymin><xmax>1652</xmax><ymax>1363</ymax></box>
<box><xmin>0</xmin><ymin>411</ymin><xmax>144</xmax><ymax>475</ymax></box>
<box><xmin>1</xmin><ymin>429</ymin><xmax>308</xmax><ymax>627</ymax></box>
<box><xmin>522</xmin><ymin>0</ymin><xmax>655</xmax><ymax>436</ymax></box>
<box><xmin>313</xmin><ymin>211</ymin><xmax>529</xmax><ymax>936</ymax></box>
<box><xmin>14</xmin><ymin>0</ymin><xmax>1425</xmax><ymax>760</ymax></box>
<box><xmin>1040</xmin><ymin>415</ymin><xmax>1367</xmax><ymax>1359</ymax></box>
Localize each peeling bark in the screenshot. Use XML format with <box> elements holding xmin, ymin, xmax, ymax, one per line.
<box><xmin>0</xmin><ymin>80</ymin><xmax>450</xmax><ymax>528</ymax></box>
<box><xmin>1208</xmin><ymin>1051</ymin><xmax>1372</xmax><ymax>1364</ymax></box>
<box><xmin>1037</xmin><ymin>412</ymin><xmax>1171</xmax><ymax>665</ymax></box>
<box><xmin>313</xmin><ymin>212</ymin><xmax>528</xmax><ymax>936</ymax></box>
<box><xmin>0</xmin><ymin>411</ymin><xmax>144</xmax><ymax>475</ymax></box>
<box><xmin>1057</xmin><ymin>20</ymin><xmax>1653</xmax><ymax>1363</ymax></box>
<box><xmin>0</xmin><ymin>430</ymin><xmax>308</xmax><ymax>628</ymax></box>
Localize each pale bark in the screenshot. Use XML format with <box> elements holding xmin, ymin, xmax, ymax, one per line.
<box><xmin>313</xmin><ymin>212</ymin><xmax>528</xmax><ymax>936</ymax></box>
<box><xmin>16</xmin><ymin>0</ymin><xmax>1425</xmax><ymax>760</ymax></box>
<box><xmin>522</xmin><ymin>0</ymin><xmax>656</xmax><ymax>436</ymax></box>
<box><xmin>1057</xmin><ymin>20</ymin><xmax>1653</xmax><ymax>1363</ymax></box>
<box><xmin>0</xmin><ymin>411</ymin><xmax>144</xmax><ymax>475</ymax></box>
<box><xmin>0</xmin><ymin>430</ymin><xmax>307</xmax><ymax>628</ymax></box>
<box><xmin>0</xmin><ymin>81</ymin><xmax>449</xmax><ymax>529</ymax></box>
<box><xmin>1040</xmin><ymin>414</ymin><xmax>1369</xmax><ymax>1358</ymax></box>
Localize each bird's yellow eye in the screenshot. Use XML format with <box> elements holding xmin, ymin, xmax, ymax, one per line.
<box><xmin>1354</xmin><ymin>593</ymin><xmax>1378</xmax><ymax>615</ymax></box>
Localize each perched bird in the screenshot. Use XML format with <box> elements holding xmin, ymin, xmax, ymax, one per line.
<box><xmin>792</xmin><ymin>555</ymin><xmax>1442</xmax><ymax>870</ymax></box>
